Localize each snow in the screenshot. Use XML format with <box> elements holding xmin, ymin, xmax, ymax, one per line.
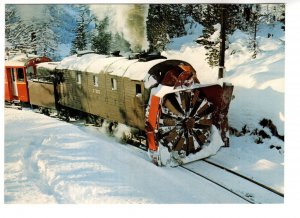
<box><xmin>167</xmin><ymin>16</ymin><xmax>203</xmax><ymax>51</ymax></box>
<box><xmin>228</xmin><ymin>87</ymin><xmax>284</xmax><ymax>135</ymax></box>
<box><xmin>163</xmin><ymin>46</ymin><xmax>219</xmax><ymax>84</ymax></box>
<box><xmin>4</xmin><ymin>108</ymin><xmax>247</xmax><ymax>204</ymax></box>
<box><xmin>56</xmin><ymin>52</ymin><xmax>197</xmax><ymax>83</ymax></box>
<box><xmin>36</xmin><ymin>62</ymin><xmax>59</xmax><ymax>71</ymax></box>
<box><xmin>3</xmin><ymin>3</ymin><xmax>296</xmax><ymax>216</ymax></box>
<box><xmin>55</xmin><ymin>53</ymin><xmax>107</xmax><ymax>72</ymax></box>
<box><xmin>124</xmin><ymin>58</ymin><xmax>166</xmax><ymax>81</ymax></box>
<box><xmin>5</xmin><ymin>53</ymin><xmax>38</xmax><ymax>66</ymax></box>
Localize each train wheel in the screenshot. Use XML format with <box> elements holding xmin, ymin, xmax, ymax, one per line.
<box><xmin>157</xmin><ymin>89</ymin><xmax>214</xmax><ymax>162</ymax></box>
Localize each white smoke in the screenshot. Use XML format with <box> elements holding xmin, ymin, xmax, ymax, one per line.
<box><xmin>90</xmin><ymin>4</ymin><xmax>149</xmax><ymax>52</ymax></box>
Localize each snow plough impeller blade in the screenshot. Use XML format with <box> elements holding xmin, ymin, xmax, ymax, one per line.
<box><xmin>158</xmin><ymin>89</ymin><xmax>214</xmax><ymax>158</ymax></box>
<box><xmin>146</xmin><ymin>83</ymin><xmax>233</xmax><ymax>166</ymax></box>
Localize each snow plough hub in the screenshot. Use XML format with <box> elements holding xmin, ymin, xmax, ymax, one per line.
<box><xmin>146</xmin><ymin>70</ymin><xmax>233</xmax><ymax>166</ymax></box>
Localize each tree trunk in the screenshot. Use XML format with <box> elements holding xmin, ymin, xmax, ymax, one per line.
<box><xmin>253</xmin><ymin>19</ymin><xmax>258</xmax><ymax>58</ymax></box>
<box><xmin>218</xmin><ymin>7</ymin><xmax>226</xmax><ymax>79</ymax></box>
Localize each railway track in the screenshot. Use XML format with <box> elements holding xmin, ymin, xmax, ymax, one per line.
<box><xmin>180</xmin><ymin>159</ymin><xmax>284</xmax><ymax>204</ymax></box>
<box><xmin>126</xmin><ymin>138</ymin><xmax>283</xmax><ymax>203</ymax></box>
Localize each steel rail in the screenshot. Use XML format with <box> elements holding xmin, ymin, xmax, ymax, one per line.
<box><xmin>202</xmin><ymin>159</ymin><xmax>284</xmax><ymax>197</ymax></box>
<box><xmin>179</xmin><ymin>165</ymin><xmax>254</xmax><ymax>203</ymax></box>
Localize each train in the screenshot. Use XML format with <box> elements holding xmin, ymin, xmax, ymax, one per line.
<box><xmin>5</xmin><ymin>52</ymin><xmax>51</xmax><ymax>103</ymax></box>
<box><xmin>5</xmin><ymin>50</ymin><xmax>234</xmax><ymax>166</ymax></box>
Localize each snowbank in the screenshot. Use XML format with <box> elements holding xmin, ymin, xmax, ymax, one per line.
<box><xmin>4</xmin><ymin>108</ymin><xmax>247</xmax><ymax>203</ymax></box>
<box><xmin>164</xmin><ymin>20</ymin><xmax>284</xmax><ymax>136</ymax></box>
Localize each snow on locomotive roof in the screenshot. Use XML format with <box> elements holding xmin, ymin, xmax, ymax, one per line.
<box><xmin>56</xmin><ymin>53</ymin><xmax>170</xmax><ymax>81</ymax></box>
<box><xmin>85</xmin><ymin>56</ymin><xmax>127</xmax><ymax>74</ymax></box>
<box><xmin>36</xmin><ymin>62</ymin><xmax>60</xmax><ymax>71</ymax></box>
<box><xmin>100</xmin><ymin>58</ymin><xmax>138</xmax><ymax>77</ymax></box>
<box><xmin>125</xmin><ymin>59</ymin><xmax>168</xmax><ymax>81</ymax></box>
<box><xmin>56</xmin><ymin>53</ymin><xmax>107</xmax><ymax>72</ymax></box>
<box><xmin>5</xmin><ymin>53</ymin><xmax>40</xmax><ymax>66</ymax></box>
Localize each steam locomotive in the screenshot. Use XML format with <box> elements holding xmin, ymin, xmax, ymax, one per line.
<box><xmin>5</xmin><ymin>51</ymin><xmax>233</xmax><ymax>166</ymax></box>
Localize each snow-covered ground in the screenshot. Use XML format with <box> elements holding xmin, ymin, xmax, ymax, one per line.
<box><xmin>4</xmin><ymin>107</ymin><xmax>254</xmax><ymax>204</ymax></box>
<box><xmin>3</xmin><ymin>2</ymin><xmax>300</xmax><ymax>217</ymax></box>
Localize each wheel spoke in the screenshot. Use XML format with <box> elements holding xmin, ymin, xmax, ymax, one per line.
<box><xmin>163</xmin><ymin>93</ymin><xmax>184</xmax><ymax>116</ymax></box>
<box><xmin>161</xmin><ymin>118</ymin><xmax>176</xmax><ymax>126</ymax></box>
<box><xmin>191</xmin><ymin>90</ymin><xmax>200</xmax><ymax>107</ymax></box>
<box><xmin>159</xmin><ymin>126</ymin><xmax>175</xmax><ymax>138</ymax></box>
<box><xmin>160</xmin><ymin>112</ymin><xmax>178</xmax><ymax>120</ymax></box>
<box><xmin>174</xmin><ymin>136</ymin><xmax>185</xmax><ymax>151</ymax></box>
<box><xmin>196</xmin><ymin>101</ymin><xmax>210</xmax><ymax>116</ymax></box>
<box><xmin>194</xmin><ymin>123</ymin><xmax>211</xmax><ymax>130</ymax></box>
<box><xmin>162</xmin><ymin>128</ymin><xmax>178</xmax><ymax>143</ymax></box>
<box><xmin>190</xmin><ymin>99</ymin><xmax>203</xmax><ymax>117</ymax></box>
<box><xmin>180</xmin><ymin>92</ymin><xmax>191</xmax><ymax>113</ymax></box>
<box><xmin>187</xmin><ymin>135</ymin><xmax>195</xmax><ymax>154</ymax></box>
<box><xmin>198</xmin><ymin>117</ymin><xmax>213</xmax><ymax>126</ymax></box>
<box><xmin>191</xmin><ymin>129</ymin><xmax>206</xmax><ymax>146</ymax></box>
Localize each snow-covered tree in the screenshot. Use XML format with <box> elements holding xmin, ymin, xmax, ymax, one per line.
<box><xmin>147</xmin><ymin>4</ymin><xmax>187</xmax><ymax>52</ymax></box>
<box><xmin>243</xmin><ymin>4</ymin><xmax>263</xmax><ymax>58</ymax></box>
<box><xmin>5</xmin><ymin>5</ymin><xmax>61</xmax><ymax>60</ymax></box>
<box><xmin>196</xmin><ymin>4</ymin><xmax>241</xmax><ymax>78</ymax></box>
<box><xmin>70</xmin><ymin>13</ymin><xmax>88</xmax><ymax>54</ymax></box>
<box><xmin>70</xmin><ymin>5</ymin><xmax>94</xmax><ymax>54</ymax></box>
<box><xmin>5</xmin><ymin>5</ymin><xmax>19</xmax><ymax>41</ymax></box>
<box><xmin>147</xmin><ymin>5</ymin><xmax>171</xmax><ymax>52</ymax></box>
<box><xmin>184</xmin><ymin>4</ymin><xmax>203</xmax><ymax>23</ymax></box>
<box><xmin>240</xmin><ymin>4</ymin><xmax>285</xmax><ymax>59</ymax></box>
<box><xmin>91</xmin><ymin>16</ymin><xmax>112</xmax><ymax>54</ymax></box>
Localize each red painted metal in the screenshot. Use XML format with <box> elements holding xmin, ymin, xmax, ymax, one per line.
<box><xmin>146</xmin><ymin>95</ymin><xmax>161</xmax><ymax>151</ymax></box>
<box><xmin>4</xmin><ymin>56</ymin><xmax>51</xmax><ymax>103</ymax></box>
<box><xmin>4</xmin><ymin>68</ymin><xmax>13</xmax><ymax>101</ymax></box>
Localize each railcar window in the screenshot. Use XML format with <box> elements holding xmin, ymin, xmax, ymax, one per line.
<box><xmin>17</xmin><ymin>68</ymin><xmax>24</xmax><ymax>82</ymax></box>
<box><xmin>93</xmin><ymin>75</ymin><xmax>99</xmax><ymax>87</ymax></box>
<box><xmin>136</xmin><ymin>84</ymin><xmax>142</xmax><ymax>95</ymax></box>
<box><xmin>26</xmin><ymin>66</ymin><xmax>34</xmax><ymax>80</ymax></box>
<box><xmin>111</xmin><ymin>78</ymin><xmax>117</xmax><ymax>90</ymax></box>
<box><xmin>76</xmin><ymin>73</ymin><xmax>81</xmax><ymax>84</ymax></box>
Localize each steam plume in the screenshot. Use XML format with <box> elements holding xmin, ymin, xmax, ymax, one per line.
<box><xmin>90</xmin><ymin>4</ymin><xmax>149</xmax><ymax>52</ymax></box>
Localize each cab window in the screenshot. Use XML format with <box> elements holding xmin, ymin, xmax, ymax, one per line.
<box><xmin>17</xmin><ymin>68</ymin><xmax>24</xmax><ymax>81</ymax></box>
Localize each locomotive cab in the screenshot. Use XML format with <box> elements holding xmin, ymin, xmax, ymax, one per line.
<box><xmin>5</xmin><ymin>53</ymin><xmax>51</xmax><ymax>104</ymax></box>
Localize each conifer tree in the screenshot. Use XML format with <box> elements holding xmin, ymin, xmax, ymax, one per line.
<box><xmin>147</xmin><ymin>4</ymin><xmax>187</xmax><ymax>52</ymax></box>
<box><xmin>91</xmin><ymin>17</ymin><xmax>112</xmax><ymax>54</ymax></box>
<box><xmin>5</xmin><ymin>5</ymin><xmax>60</xmax><ymax>60</ymax></box>
<box><xmin>70</xmin><ymin>12</ymin><xmax>88</xmax><ymax>54</ymax></box>
<box><xmin>146</xmin><ymin>5</ymin><xmax>170</xmax><ymax>52</ymax></box>
<box><xmin>244</xmin><ymin>4</ymin><xmax>262</xmax><ymax>59</ymax></box>
<box><xmin>196</xmin><ymin>4</ymin><xmax>241</xmax><ymax>78</ymax></box>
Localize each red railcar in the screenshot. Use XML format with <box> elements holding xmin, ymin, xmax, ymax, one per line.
<box><xmin>5</xmin><ymin>54</ymin><xmax>51</xmax><ymax>103</ymax></box>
